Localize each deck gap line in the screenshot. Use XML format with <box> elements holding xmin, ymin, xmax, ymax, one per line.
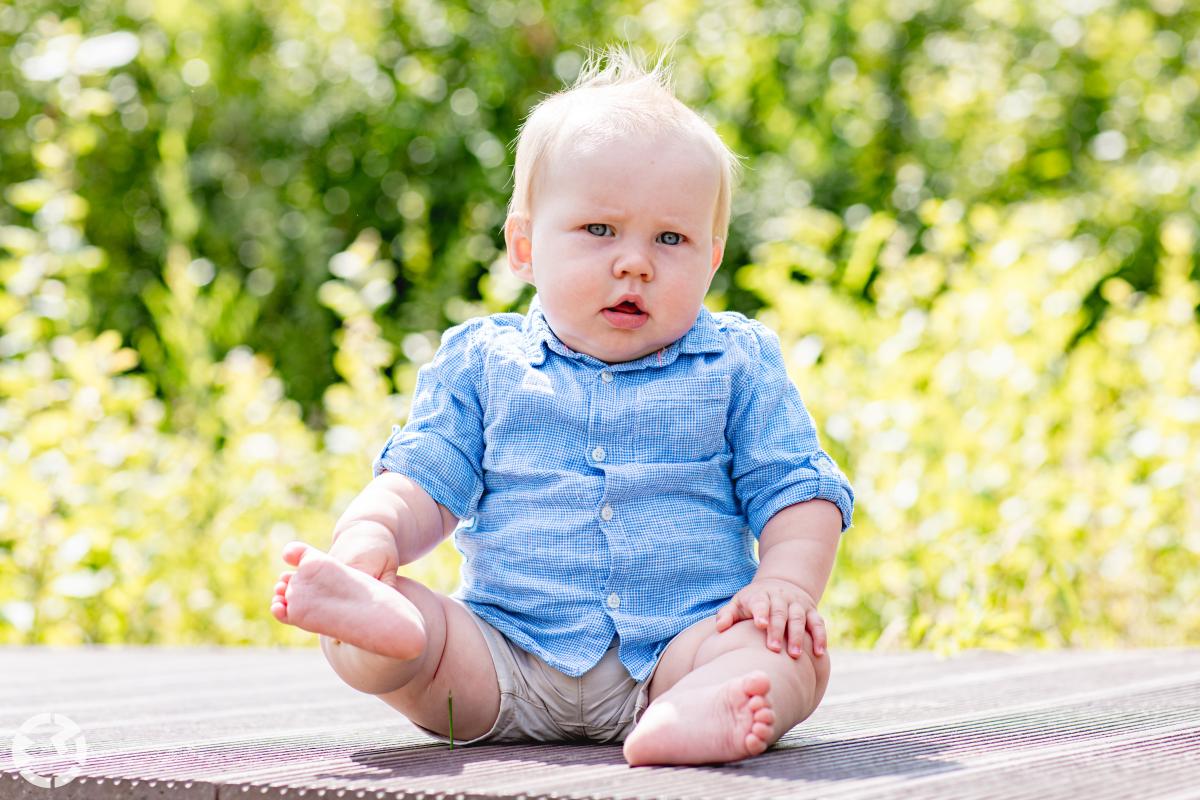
<box><xmin>786</xmin><ymin>705</ymin><xmax>1196</xmax><ymax>762</ymax></box>
<box><xmin>0</xmin><ymin>666</ymin><xmax>334</xmax><ymax>693</ymax></box>
<box><xmin>0</xmin><ymin>654</ymin><xmax>330</xmax><ymax>688</ymax></box>
<box><xmin>794</xmin><ymin>677</ymin><xmax>1198</xmax><ymax>741</ymax></box>
<box><xmin>784</xmin><ymin>672</ymin><xmax>1198</xmax><ymax>743</ymax></box>
<box><xmin>861</xmin><ymin>737</ymin><xmax>1200</xmax><ymax>800</ymax></box>
<box><xmin>0</xmin><ymin>679</ymin><xmax>349</xmax><ymax>717</ymax></box>
<box><xmin>0</xmin><ymin>697</ymin><xmax>414</xmax><ymax>736</ymax></box>
<box><xmin>797</xmin><ymin>714</ymin><xmax>1198</xmax><ymax>796</ymax></box>
<box><xmin>13</xmin><ymin>731</ymin><xmax>432</xmax><ymax>769</ymax></box>
<box><xmin>821</xmin><ymin>650</ymin><xmax>1139</xmax><ymax>706</ymax></box>
<box><xmin>0</xmin><ymin>722</ymin><xmax>434</xmax><ymax>762</ymax></box>
<box><xmin>819</xmin><ymin>719</ymin><xmax>1200</xmax><ymax>800</ymax></box>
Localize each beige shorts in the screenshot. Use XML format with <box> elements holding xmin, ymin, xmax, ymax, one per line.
<box><xmin>413</xmin><ymin>601</ymin><xmax>660</xmax><ymax>745</ymax></box>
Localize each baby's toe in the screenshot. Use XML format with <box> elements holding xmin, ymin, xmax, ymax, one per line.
<box><xmin>754</xmin><ymin>705</ymin><xmax>776</xmax><ymax>727</ymax></box>
<box><xmin>281</xmin><ymin>541</ymin><xmax>309</xmax><ymax>567</ymax></box>
<box><xmin>270</xmin><ymin>600</ymin><xmax>288</xmax><ymax>623</ymax></box>
<box><xmin>742</xmin><ymin>671</ymin><xmax>770</xmax><ymax>698</ymax></box>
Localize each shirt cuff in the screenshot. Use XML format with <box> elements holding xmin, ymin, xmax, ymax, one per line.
<box><xmin>748</xmin><ymin>472</ymin><xmax>855</xmax><ymax>538</ymax></box>
<box><xmin>372</xmin><ymin>425</ymin><xmax>483</xmax><ymax>520</ymax></box>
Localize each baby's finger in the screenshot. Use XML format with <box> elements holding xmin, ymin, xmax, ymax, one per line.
<box><xmin>714</xmin><ymin>599</ymin><xmax>733</xmax><ymax>630</ymax></box>
<box><xmin>807</xmin><ymin>608</ymin><xmax>828</xmax><ymax>656</ymax></box>
<box><xmin>787</xmin><ymin>603</ymin><xmax>808</xmax><ymax>658</ymax></box>
<box><xmin>751</xmin><ymin>595</ymin><xmax>771</xmax><ymax>629</ymax></box>
<box><xmin>720</xmin><ymin>599</ymin><xmax>739</xmax><ymax>633</ymax></box>
<box><xmin>717</xmin><ymin>596</ymin><xmax>746</xmax><ymax>631</ymax></box>
<box><xmin>767</xmin><ymin>602</ymin><xmax>787</xmax><ymax>651</ymax></box>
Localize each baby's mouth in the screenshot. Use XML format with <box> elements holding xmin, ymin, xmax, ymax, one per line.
<box><xmin>601</xmin><ymin>299</ymin><xmax>649</xmax><ymax>329</ymax></box>
<box><xmin>607</xmin><ymin>300</ymin><xmax>644</xmax><ymax>315</ymax></box>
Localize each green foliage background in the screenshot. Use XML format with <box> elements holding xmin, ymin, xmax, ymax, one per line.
<box><xmin>1</xmin><ymin>0</ymin><xmax>1197</xmax><ymax>650</ymax></box>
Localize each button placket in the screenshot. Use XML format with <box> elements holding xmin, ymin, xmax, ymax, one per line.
<box><xmin>594</xmin><ymin>367</ymin><xmax>621</xmax><ymax>619</ymax></box>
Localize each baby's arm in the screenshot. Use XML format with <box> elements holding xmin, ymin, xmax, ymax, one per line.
<box><xmin>329</xmin><ymin>472</ymin><xmax>459</xmax><ymax>581</ymax></box>
<box><xmin>715</xmin><ymin>498</ymin><xmax>842</xmax><ymax>658</ymax></box>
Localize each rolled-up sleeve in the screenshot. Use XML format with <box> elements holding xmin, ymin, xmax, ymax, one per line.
<box><xmin>726</xmin><ymin>322</ymin><xmax>854</xmax><ymax>537</ymax></box>
<box><xmin>372</xmin><ymin>322</ymin><xmax>486</xmax><ymax>520</ymax></box>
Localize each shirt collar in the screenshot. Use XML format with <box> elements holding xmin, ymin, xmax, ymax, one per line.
<box><xmin>521</xmin><ymin>294</ymin><xmax>724</xmax><ymax>368</ymax></box>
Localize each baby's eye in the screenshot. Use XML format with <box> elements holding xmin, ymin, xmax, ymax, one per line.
<box><xmin>586</xmin><ymin>223</ymin><xmax>613</xmax><ymax>237</ymax></box>
<box><xmin>657</xmin><ymin>231</ymin><xmax>685</xmax><ymax>246</ymax></box>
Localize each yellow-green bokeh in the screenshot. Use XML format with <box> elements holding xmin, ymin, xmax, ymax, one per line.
<box><xmin>1</xmin><ymin>0</ymin><xmax>1197</xmax><ymax>649</ymax></box>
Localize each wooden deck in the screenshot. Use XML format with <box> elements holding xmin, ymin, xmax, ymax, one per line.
<box><xmin>2</xmin><ymin>646</ymin><xmax>1198</xmax><ymax>799</ymax></box>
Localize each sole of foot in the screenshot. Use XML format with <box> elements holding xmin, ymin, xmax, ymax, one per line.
<box><xmin>270</xmin><ymin>541</ymin><xmax>426</xmax><ymax>661</ymax></box>
<box><xmin>623</xmin><ymin>670</ymin><xmax>776</xmax><ymax>766</ymax></box>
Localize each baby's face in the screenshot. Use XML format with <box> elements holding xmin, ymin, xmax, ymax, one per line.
<box><xmin>506</xmin><ymin>132</ymin><xmax>724</xmax><ymax>364</ymax></box>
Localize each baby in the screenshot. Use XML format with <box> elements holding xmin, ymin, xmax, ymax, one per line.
<box><xmin>270</xmin><ymin>49</ymin><xmax>853</xmax><ymax>766</ymax></box>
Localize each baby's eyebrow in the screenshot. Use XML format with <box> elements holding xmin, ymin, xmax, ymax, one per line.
<box><xmin>657</xmin><ymin>216</ymin><xmax>694</xmax><ymax>231</ymax></box>
<box><xmin>581</xmin><ymin>205</ymin><xmax>628</xmax><ymax>220</ymax></box>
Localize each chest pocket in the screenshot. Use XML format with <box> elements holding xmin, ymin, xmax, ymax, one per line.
<box><xmin>634</xmin><ymin>375</ymin><xmax>730</xmax><ymax>463</ymax></box>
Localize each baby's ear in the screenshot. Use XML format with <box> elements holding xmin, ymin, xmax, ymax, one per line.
<box><xmin>504</xmin><ymin>214</ymin><xmax>534</xmax><ymax>284</ymax></box>
<box><xmin>710</xmin><ymin>236</ymin><xmax>725</xmax><ymax>272</ymax></box>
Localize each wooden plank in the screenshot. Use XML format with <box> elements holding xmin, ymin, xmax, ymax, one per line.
<box><xmin>2</xmin><ymin>647</ymin><xmax>1198</xmax><ymax>799</ymax></box>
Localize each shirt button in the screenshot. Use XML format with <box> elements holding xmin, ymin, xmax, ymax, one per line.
<box><xmin>607</xmin><ymin>593</ymin><xmax>621</xmax><ymax>609</ymax></box>
<box><xmin>592</xmin><ymin>446</ymin><xmax>606</xmax><ymax>462</ymax></box>
<box><xmin>600</xmin><ymin>504</ymin><xmax>613</xmax><ymax>521</ymax></box>
<box><xmin>601</xmin><ymin>370</ymin><xmax>613</xmax><ymax>383</ymax></box>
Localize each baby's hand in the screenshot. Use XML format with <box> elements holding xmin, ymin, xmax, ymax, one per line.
<box><xmin>327</xmin><ymin>526</ymin><xmax>400</xmax><ymax>583</ymax></box>
<box><xmin>714</xmin><ymin>577</ymin><xmax>827</xmax><ymax>659</ymax></box>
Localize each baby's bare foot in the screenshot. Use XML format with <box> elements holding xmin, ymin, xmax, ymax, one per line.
<box><xmin>270</xmin><ymin>541</ymin><xmax>426</xmax><ymax>661</ymax></box>
<box><xmin>623</xmin><ymin>671</ymin><xmax>776</xmax><ymax>766</ymax></box>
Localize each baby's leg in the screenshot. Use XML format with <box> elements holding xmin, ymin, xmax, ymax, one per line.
<box><xmin>622</xmin><ymin>616</ymin><xmax>829</xmax><ymax>766</ymax></box>
<box><xmin>272</xmin><ymin>542</ymin><xmax>500</xmax><ymax>740</ymax></box>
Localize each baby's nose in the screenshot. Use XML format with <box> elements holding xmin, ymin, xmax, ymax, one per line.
<box><xmin>612</xmin><ymin>248</ymin><xmax>654</xmax><ymax>280</ymax></box>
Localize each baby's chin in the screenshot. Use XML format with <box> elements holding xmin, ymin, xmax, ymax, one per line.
<box><xmin>582</xmin><ymin>334</ymin><xmax>679</xmax><ymax>365</ymax></box>
<box><xmin>556</xmin><ymin>331</ymin><xmax>651</xmax><ymax>364</ymax></box>
<box><xmin>544</xmin><ymin>307</ymin><xmax>695</xmax><ymax>363</ymax></box>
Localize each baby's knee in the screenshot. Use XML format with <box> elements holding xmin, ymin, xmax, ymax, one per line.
<box><xmin>695</xmin><ymin>618</ymin><xmax>772</xmax><ymax>663</ymax></box>
<box><xmin>811</xmin><ymin>646</ymin><xmax>831</xmax><ymax>698</ymax></box>
<box><xmin>701</xmin><ymin>619</ymin><xmax>828</xmax><ymax>683</ymax></box>
<box><xmin>318</xmin><ymin>577</ymin><xmax>443</xmax><ymax>694</ymax></box>
<box><xmin>319</xmin><ymin>634</ymin><xmax>421</xmax><ymax>694</ymax></box>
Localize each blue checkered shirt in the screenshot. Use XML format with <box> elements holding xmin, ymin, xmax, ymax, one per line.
<box><xmin>374</xmin><ymin>297</ymin><xmax>854</xmax><ymax>681</ymax></box>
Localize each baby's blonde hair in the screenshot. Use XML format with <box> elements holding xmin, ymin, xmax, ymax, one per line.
<box><xmin>507</xmin><ymin>47</ymin><xmax>740</xmax><ymax>241</ymax></box>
